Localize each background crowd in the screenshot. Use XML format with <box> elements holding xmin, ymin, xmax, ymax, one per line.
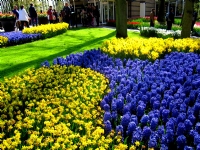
<box><xmin>10</xmin><ymin>2</ymin><xmax>100</xmax><ymax>31</ymax></box>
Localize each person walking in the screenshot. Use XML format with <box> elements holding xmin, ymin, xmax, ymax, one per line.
<box><xmin>12</xmin><ymin>5</ymin><xmax>20</xmax><ymax>31</ymax></box>
<box><xmin>62</xmin><ymin>3</ymin><xmax>71</xmax><ymax>24</ymax></box>
<box><xmin>47</xmin><ymin>6</ymin><xmax>54</xmax><ymax>24</ymax></box>
<box><xmin>94</xmin><ymin>5</ymin><xmax>100</xmax><ymax>26</ymax></box>
<box><xmin>150</xmin><ymin>8</ymin><xmax>155</xmax><ymax>27</ymax></box>
<box><xmin>166</xmin><ymin>7</ymin><xmax>174</xmax><ymax>30</ymax></box>
<box><xmin>29</xmin><ymin>3</ymin><xmax>38</xmax><ymax>26</ymax></box>
<box><xmin>18</xmin><ymin>5</ymin><xmax>30</xmax><ymax>31</ymax></box>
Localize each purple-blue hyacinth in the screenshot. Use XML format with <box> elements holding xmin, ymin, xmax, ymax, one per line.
<box><xmin>194</xmin><ymin>133</ymin><xmax>200</xmax><ymax>145</ymax></box>
<box><xmin>104</xmin><ymin>120</ymin><xmax>112</xmax><ymax>136</ymax></box>
<box><xmin>103</xmin><ymin>111</ymin><xmax>112</xmax><ymax>122</ymax></box>
<box><xmin>121</xmin><ymin>113</ymin><xmax>131</xmax><ymax>129</ymax></box>
<box><xmin>153</xmin><ymin>100</ymin><xmax>160</xmax><ymax>110</ymax></box>
<box><xmin>150</xmin><ymin>117</ymin><xmax>159</xmax><ymax>131</ymax></box>
<box><xmin>126</xmin><ymin>121</ymin><xmax>137</xmax><ymax>136</ymax></box>
<box><xmin>196</xmin><ymin>123</ymin><xmax>200</xmax><ymax>133</ymax></box>
<box><xmin>162</xmin><ymin>109</ymin><xmax>170</xmax><ymax>123</ymax></box>
<box><xmin>177</xmin><ymin>113</ymin><xmax>187</xmax><ymax>123</ymax></box>
<box><xmin>137</xmin><ymin>104</ymin><xmax>145</xmax><ymax>118</ymax></box>
<box><xmin>103</xmin><ymin>104</ymin><xmax>110</xmax><ymax>112</ymax></box>
<box><xmin>130</xmin><ymin>115</ymin><xmax>138</xmax><ymax>125</ymax></box>
<box><xmin>142</xmin><ymin>126</ymin><xmax>152</xmax><ymax>139</ymax></box>
<box><xmin>177</xmin><ymin>135</ymin><xmax>187</xmax><ymax>149</ymax></box>
<box><xmin>140</xmin><ymin>115</ymin><xmax>149</xmax><ymax>126</ymax></box>
<box><xmin>131</xmin><ymin>127</ymin><xmax>142</xmax><ymax>144</ymax></box>
<box><xmin>116</xmin><ymin>125</ymin><xmax>124</xmax><ymax>137</ymax></box>
<box><xmin>166</xmin><ymin>128</ymin><xmax>174</xmax><ymax>143</ymax></box>
<box><xmin>111</xmin><ymin>99</ymin><xmax>117</xmax><ymax>111</ymax></box>
<box><xmin>197</xmin><ymin>144</ymin><xmax>200</xmax><ymax>150</ymax></box>
<box><xmin>148</xmin><ymin>137</ymin><xmax>157</xmax><ymax>148</ymax></box>
<box><xmin>184</xmin><ymin>146</ymin><xmax>194</xmax><ymax>150</ymax></box>
<box><xmin>111</xmin><ymin>111</ymin><xmax>118</xmax><ymax>122</ymax></box>
<box><xmin>160</xmin><ymin>144</ymin><xmax>169</xmax><ymax>150</ymax></box>
<box><xmin>184</xmin><ymin>119</ymin><xmax>193</xmax><ymax>132</ymax></box>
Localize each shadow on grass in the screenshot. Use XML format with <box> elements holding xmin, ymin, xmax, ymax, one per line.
<box><xmin>0</xmin><ymin>30</ymin><xmax>116</xmax><ymax>81</ymax></box>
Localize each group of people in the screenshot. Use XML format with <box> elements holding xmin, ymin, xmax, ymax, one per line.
<box><xmin>12</xmin><ymin>3</ymin><xmax>38</xmax><ymax>31</ymax></box>
<box><xmin>149</xmin><ymin>7</ymin><xmax>198</xmax><ymax>31</ymax></box>
<box><xmin>11</xmin><ymin>2</ymin><xmax>77</xmax><ymax>31</ymax></box>
<box><xmin>80</xmin><ymin>4</ymin><xmax>100</xmax><ymax>27</ymax></box>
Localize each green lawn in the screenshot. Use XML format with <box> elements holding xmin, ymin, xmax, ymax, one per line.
<box><xmin>0</xmin><ymin>27</ymin><xmax>142</xmax><ymax>81</ymax></box>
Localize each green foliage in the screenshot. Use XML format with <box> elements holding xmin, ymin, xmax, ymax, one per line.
<box><xmin>174</xmin><ymin>18</ymin><xmax>182</xmax><ymax>26</ymax></box>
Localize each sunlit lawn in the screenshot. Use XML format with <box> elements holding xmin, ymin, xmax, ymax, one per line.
<box><xmin>0</xmin><ymin>27</ymin><xmax>142</xmax><ymax>81</ymax></box>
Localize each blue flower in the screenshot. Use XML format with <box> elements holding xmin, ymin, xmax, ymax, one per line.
<box><xmin>148</xmin><ymin>137</ymin><xmax>157</xmax><ymax>148</ymax></box>
<box><xmin>103</xmin><ymin>111</ymin><xmax>112</xmax><ymax>122</ymax></box>
<box><xmin>184</xmin><ymin>146</ymin><xmax>194</xmax><ymax>150</ymax></box>
<box><xmin>116</xmin><ymin>98</ymin><xmax>124</xmax><ymax>113</ymax></box>
<box><xmin>140</xmin><ymin>115</ymin><xmax>149</xmax><ymax>126</ymax></box>
<box><xmin>172</xmin><ymin>108</ymin><xmax>179</xmax><ymax>118</ymax></box>
<box><xmin>177</xmin><ymin>113</ymin><xmax>186</xmax><ymax>123</ymax></box>
<box><xmin>177</xmin><ymin>122</ymin><xmax>186</xmax><ymax>136</ymax></box>
<box><xmin>150</xmin><ymin>117</ymin><xmax>158</xmax><ymax>131</ymax></box>
<box><xmin>104</xmin><ymin>120</ymin><xmax>112</xmax><ymax>136</ymax></box>
<box><xmin>116</xmin><ymin>125</ymin><xmax>124</xmax><ymax>136</ymax></box>
<box><xmin>121</xmin><ymin>113</ymin><xmax>131</xmax><ymax>129</ymax></box>
<box><xmin>41</xmin><ymin>60</ymin><xmax>50</xmax><ymax>67</ymax></box>
<box><xmin>197</xmin><ymin>144</ymin><xmax>200</xmax><ymax>150</ymax></box>
<box><xmin>153</xmin><ymin>100</ymin><xmax>160</xmax><ymax>110</ymax></box>
<box><xmin>137</xmin><ymin>104</ymin><xmax>145</xmax><ymax>118</ymax></box>
<box><xmin>184</xmin><ymin>119</ymin><xmax>193</xmax><ymax>132</ymax></box>
<box><xmin>142</xmin><ymin>126</ymin><xmax>151</xmax><ymax>139</ymax></box>
<box><xmin>188</xmin><ymin>114</ymin><xmax>196</xmax><ymax>124</ymax></box>
<box><xmin>131</xmin><ymin>127</ymin><xmax>142</xmax><ymax>144</ymax></box>
<box><xmin>194</xmin><ymin>103</ymin><xmax>200</xmax><ymax>116</ymax></box>
<box><xmin>160</xmin><ymin>144</ymin><xmax>168</xmax><ymax>150</ymax></box>
<box><xmin>177</xmin><ymin>135</ymin><xmax>186</xmax><ymax>149</ymax></box>
<box><xmin>111</xmin><ymin>99</ymin><xmax>117</xmax><ymax>111</ymax></box>
<box><xmin>126</xmin><ymin>121</ymin><xmax>137</xmax><ymax>136</ymax></box>
<box><xmin>196</xmin><ymin>123</ymin><xmax>200</xmax><ymax>134</ymax></box>
<box><xmin>130</xmin><ymin>115</ymin><xmax>138</xmax><ymax>125</ymax></box>
<box><xmin>194</xmin><ymin>133</ymin><xmax>200</xmax><ymax>145</ymax></box>
<box><xmin>166</xmin><ymin>128</ymin><xmax>174</xmax><ymax>143</ymax></box>
<box><xmin>123</xmin><ymin>103</ymin><xmax>131</xmax><ymax>114</ymax></box>
<box><xmin>180</xmin><ymin>103</ymin><xmax>187</xmax><ymax>113</ymax></box>
<box><xmin>103</xmin><ymin>104</ymin><xmax>110</xmax><ymax>112</ymax></box>
<box><xmin>162</xmin><ymin>109</ymin><xmax>170</xmax><ymax>123</ymax></box>
<box><xmin>111</xmin><ymin>111</ymin><xmax>118</xmax><ymax>122</ymax></box>
<box><xmin>100</xmin><ymin>99</ymin><xmax>107</xmax><ymax>109</ymax></box>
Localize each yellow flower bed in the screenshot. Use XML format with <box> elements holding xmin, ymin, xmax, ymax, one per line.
<box><xmin>23</xmin><ymin>23</ymin><xmax>69</xmax><ymax>38</ymax></box>
<box><xmin>101</xmin><ymin>37</ymin><xmax>200</xmax><ymax>61</ymax></box>
<box><xmin>0</xmin><ymin>65</ymin><xmax>119</xmax><ymax>149</ymax></box>
<box><xmin>0</xmin><ymin>36</ymin><xmax>8</xmax><ymax>46</ymax></box>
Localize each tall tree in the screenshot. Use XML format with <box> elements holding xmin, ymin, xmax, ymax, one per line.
<box><xmin>157</xmin><ymin>0</ymin><xmax>166</xmax><ymax>24</ymax></box>
<box><xmin>115</xmin><ymin>0</ymin><xmax>127</xmax><ymax>38</ymax></box>
<box><xmin>181</xmin><ymin>0</ymin><xmax>195</xmax><ymax>38</ymax></box>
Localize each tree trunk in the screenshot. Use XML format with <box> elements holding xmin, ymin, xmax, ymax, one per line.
<box><xmin>157</xmin><ymin>0</ymin><xmax>166</xmax><ymax>24</ymax></box>
<box><xmin>115</xmin><ymin>0</ymin><xmax>128</xmax><ymax>38</ymax></box>
<box><xmin>181</xmin><ymin>0</ymin><xmax>194</xmax><ymax>38</ymax></box>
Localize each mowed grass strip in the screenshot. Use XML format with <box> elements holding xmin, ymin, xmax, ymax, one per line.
<box><xmin>0</xmin><ymin>27</ymin><xmax>142</xmax><ymax>81</ymax></box>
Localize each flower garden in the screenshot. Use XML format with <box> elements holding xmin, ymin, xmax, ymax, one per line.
<box><xmin>0</xmin><ymin>23</ymin><xmax>68</xmax><ymax>47</ymax></box>
<box><xmin>1</xmin><ymin>22</ymin><xmax>200</xmax><ymax>150</ymax></box>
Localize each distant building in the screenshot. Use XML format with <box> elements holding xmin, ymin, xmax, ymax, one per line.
<box><xmin>0</xmin><ymin>0</ymin><xmax>185</xmax><ymax>24</ymax></box>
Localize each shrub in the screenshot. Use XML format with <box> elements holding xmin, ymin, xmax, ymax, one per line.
<box><xmin>140</xmin><ymin>27</ymin><xmax>181</xmax><ymax>39</ymax></box>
